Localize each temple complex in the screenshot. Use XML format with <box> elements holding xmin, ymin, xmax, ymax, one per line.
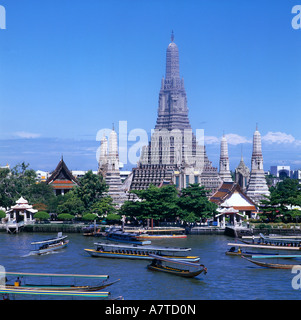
<box><xmin>246</xmin><ymin>126</ymin><xmax>270</xmax><ymax>204</ymax></box>
<box><xmin>128</xmin><ymin>32</ymin><xmax>222</xmax><ymax>194</ymax></box>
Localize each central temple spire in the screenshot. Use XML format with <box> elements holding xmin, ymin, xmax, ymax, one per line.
<box><xmin>171</xmin><ymin>30</ymin><xmax>174</xmax><ymax>42</ymax></box>
<box><xmin>155</xmin><ymin>34</ymin><xmax>190</xmax><ymax>131</ymax></box>
<box><xmin>165</xmin><ymin>32</ymin><xmax>180</xmax><ymax>81</ymax></box>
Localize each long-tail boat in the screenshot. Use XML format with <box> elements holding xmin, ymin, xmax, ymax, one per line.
<box><xmin>147</xmin><ymin>254</ymin><xmax>207</xmax><ymax>278</ymax></box>
<box><xmin>84</xmin><ymin>242</ymin><xmax>200</xmax><ymax>262</ymax></box>
<box><xmin>1</xmin><ymin>272</ymin><xmax>118</xmax><ymax>292</ymax></box>
<box><xmin>0</xmin><ymin>287</ymin><xmax>110</xmax><ymax>299</ymax></box>
<box><xmin>241</xmin><ymin>255</ymin><xmax>301</xmax><ymax>269</ymax></box>
<box><xmin>30</xmin><ymin>232</ymin><xmax>69</xmax><ymax>255</ymax></box>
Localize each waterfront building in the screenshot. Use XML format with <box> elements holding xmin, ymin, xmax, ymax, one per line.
<box><xmin>219</xmin><ymin>135</ymin><xmax>232</xmax><ymax>182</ymax></box>
<box><xmin>210</xmin><ymin>181</ymin><xmax>257</xmax><ymax>226</ymax></box>
<box><xmin>98</xmin><ymin>128</ymin><xmax>128</xmax><ymax>206</ymax></box>
<box><xmin>46</xmin><ymin>157</ymin><xmax>79</xmax><ymax>196</ymax></box>
<box><xmin>128</xmin><ymin>32</ymin><xmax>221</xmax><ymax>194</ymax></box>
<box><xmin>6</xmin><ymin>196</ymin><xmax>37</xmax><ymax>223</ymax></box>
<box><xmin>235</xmin><ymin>153</ymin><xmax>250</xmax><ymax>192</ymax></box>
<box><xmin>246</xmin><ymin>126</ymin><xmax>270</xmax><ymax>204</ymax></box>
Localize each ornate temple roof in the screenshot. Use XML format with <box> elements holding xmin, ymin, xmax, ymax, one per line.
<box><xmin>46</xmin><ymin>157</ymin><xmax>79</xmax><ymax>188</ymax></box>
<box><xmin>210</xmin><ymin>181</ymin><xmax>257</xmax><ymax>211</ymax></box>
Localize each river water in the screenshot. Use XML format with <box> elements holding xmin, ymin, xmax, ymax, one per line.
<box><xmin>0</xmin><ymin>232</ymin><xmax>300</xmax><ymax>300</ymax></box>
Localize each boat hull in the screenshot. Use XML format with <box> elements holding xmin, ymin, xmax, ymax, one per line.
<box><xmin>31</xmin><ymin>240</ymin><xmax>69</xmax><ymax>255</ymax></box>
<box><xmin>137</xmin><ymin>234</ymin><xmax>187</xmax><ymax>239</ymax></box>
<box><xmin>147</xmin><ymin>265</ymin><xmax>205</xmax><ymax>278</ymax></box>
<box><xmin>242</xmin><ymin>256</ymin><xmax>300</xmax><ymax>269</ymax></box>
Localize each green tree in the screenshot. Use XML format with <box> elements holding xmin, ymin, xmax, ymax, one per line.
<box><xmin>177</xmin><ymin>183</ymin><xmax>217</xmax><ymax>223</ymax></box>
<box><xmin>82</xmin><ymin>213</ymin><xmax>98</xmax><ymax>221</ymax></box>
<box><xmin>106</xmin><ymin>213</ymin><xmax>121</xmax><ymax>222</ymax></box>
<box><xmin>25</xmin><ymin>182</ymin><xmax>56</xmax><ymax>210</ymax></box>
<box><xmin>57</xmin><ymin>213</ymin><xmax>74</xmax><ymax>221</ymax></box>
<box><xmin>0</xmin><ymin>210</ymin><xmax>6</xmax><ymax>219</ymax></box>
<box><xmin>34</xmin><ymin>211</ymin><xmax>50</xmax><ymax>221</ymax></box>
<box><xmin>260</xmin><ymin>178</ymin><xmax>301</xmax><ymax>222</ymax></box>
<box><xmin>123</xmin><ymin>184</ymin><xmax>180</xmax><ymax>221</ymax></box>
<box><xmin>56</xmin><ymin>192</ymin><xmax>85</xmax><ymax>216</ymax></box>
<box><xmin>73</xmin><ymin>171</ymin><xmax>108</xmax><ymax>210</ymax></box>
<box><xmin>0</xmin><ymin>163</ymin><xmax>36</xmax><ymax>208</ymax></box>
<box><xmin>91</xmin><ymin>196</ymin><xmax>116</xmax><ymax>217</ymax></box>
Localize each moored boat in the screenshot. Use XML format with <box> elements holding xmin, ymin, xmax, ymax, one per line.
<box><xmin>147</xmin><ymin>254</ymin><xmax>207</xmax><ymax>278</ymax></box>
<box><xmin>241</xmin><ymin>255</ymin><xmax>301</xmax><ymax>269</ymax></box>
<box><xmin>137</xmin><ymin>234</ymin><xmax>187</xmax><ymax>240</ymax></box>
<box><xmin>1</xmin><ymin>271</ymin><xmax>117</xmax><ymax>292</ymax></box>
<box><xmin>105</xmin><ymin>227</ymin><xmax>151</xmax><ymax>245</ymax></box>
<box><xmin>227</xmin><ymin>242</ymin><xmax>301</xmax><ymax>252</ymax></box>
<box><xmin>30</xmin><ymin>232</ymin><xmax>69</xmax><ymax>255</ymax></box>
<box><xmin>84</xmin><ymin>242</ymin><xmax>200</xmax><ymax>262</ymax></box>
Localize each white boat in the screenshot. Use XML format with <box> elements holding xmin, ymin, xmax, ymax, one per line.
<box><xmin>84</xmin><ymin>242</ymin><xmax>200</xmax><ymax>262</ymax></box>
<box><xmin>30</xmin><ymin>233</ymin><xmax>69</xmax><ymax>255</ymax></box>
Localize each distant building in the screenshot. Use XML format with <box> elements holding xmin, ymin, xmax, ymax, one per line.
<box><xmin>270</xmin><ymin>166</ymin><xmax>291</xmax><ymax>179</ymax></box>
<box><xmin>0</xmin><ymin>164</ymin><xmax>10</xmax><ymax>170</ymax></box>
<box><xmin>36</xmin><ymin>170</ymin><xmax>50</xmax><ymax>182</ymax></box>
<box><xmin>46</xmin><ymin>157</ymin><xmax>79</xmax><ymax>195</ymax></box>
<box><xmin>292</xmin><ymin>170</ymin><xmax>301</xmax><ymax>180</ymax></box>
<box><xmin>71</xmin><ymin>170</ymin><xmax>97</xmax><ymax>179</ymax></box>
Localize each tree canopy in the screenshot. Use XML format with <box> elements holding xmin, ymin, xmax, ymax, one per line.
<box><xmin>121</xmin><ymin>183</ymin><xmax>217</xmax><ymax>223</ymax></box>
<box><xmin>260</xmin><ymin>178</ymin><xmax>301</xmax><ymax>222</ymax></box>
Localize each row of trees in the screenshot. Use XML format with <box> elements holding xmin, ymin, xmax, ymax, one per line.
<box><xmin>0</xmin><ymin>163</ymin><xmax>218</xmax><ymax>224</ymax></box>
<box><xmin>120</xmin><ymin>184</ymin><xmax>217</xmax><ymax>223</ymax></box>
<box><xmin>2</xmin><ymin>162</ymin><xmax>300</xmax><ymax>225</ymax></box>
<box><xmin>260</xmin><ymin>178</ymin><xmax>301</xmax><ymax>223</ymax></box>
<box><xmin>0</xmin><ymin>163</ymin><xmax>119</xmax><ymax>222</ymax></box>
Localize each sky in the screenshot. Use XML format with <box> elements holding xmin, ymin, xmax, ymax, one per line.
<box><xmin>0</xmin><ymin>0</ymin><xmax>301</xmax><ymax>172</ymax></box>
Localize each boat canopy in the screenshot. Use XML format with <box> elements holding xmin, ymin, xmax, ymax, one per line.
<box><xmin>94</xmin><ymin>242</ymin><xmax>191</xmax><ymax>252</ymax></box>
<box><xmin>148</xmin><ymin>254</ymin><xmax>202</xmax><ymax>268</ymax></box>
<box><xmin>0</xmin><ymin>271</ymin><xmax>108</xmax><ymax>280</ymax></box>
<box><xmin>31</xmin><ymin>236</ymin><xmax>68</xmax><ymax>246</ymax></box>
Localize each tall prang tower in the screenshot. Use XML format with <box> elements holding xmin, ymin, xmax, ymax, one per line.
<box><xmin>128</xmin><ymin>32</ymin><xmax>222</xmax><ymax>194</ymax></box>
<box><xmin>219</xmin><ymin>135</ymin><xmax>232</xmax><ymax>182</ymax></box>
<box><xmin>246</xmin><ymin>125</ymin><xmax>270</xmax><ymax>204</ymax></box>
<box><xmin>98</xmin><ymin>127</ymin><xmax>127</xmax><ymax>206</ymax></box>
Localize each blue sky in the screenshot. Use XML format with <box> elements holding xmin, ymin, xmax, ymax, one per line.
<box><xmin>0</xmin><ymin>0</ymin><xmax>301</xmax><ymax>172</ymax></box>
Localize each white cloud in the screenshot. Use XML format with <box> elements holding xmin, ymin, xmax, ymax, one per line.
<box><xmin>224</xmin><ymin>133</ymin><xmax>252</xmax><ymax>145</ymax></box>
<box><xmin>262</xmin><ymin>131</ymin><xmax>297</xmax><ymax>144</ymax></box>
<box><xmin>204</xmin><ymin>136</ymin><xmax>220</xmax><ymax>145</ymax></box>
<box><xmin>205</xmin><ymin>133</ymin><xmax>251</xmax><ymax>145</ymax></box>
<box><xmin>14</xmin><ymin>131</ymin><xmax>41</xmax><ymax>139</ymax></box>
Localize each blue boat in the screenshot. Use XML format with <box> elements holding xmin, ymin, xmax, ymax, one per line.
<box><xmin>30</xmin><ymin>233</ymin><xmax>69</xmax><ymax>255</ymax></box>
<box><xmin>105</xmin><ymin>227</ymin><xmax>151</xmax><ymax>245</ymax></box>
